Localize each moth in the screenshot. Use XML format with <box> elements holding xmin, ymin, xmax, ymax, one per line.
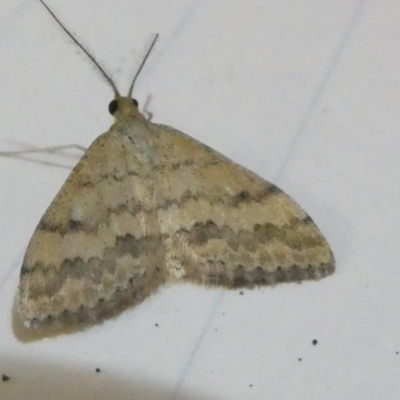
<box><xmin>13</xmin><ymin>0</ymin><xmax>334</xmax><ymax>341</ymax></box>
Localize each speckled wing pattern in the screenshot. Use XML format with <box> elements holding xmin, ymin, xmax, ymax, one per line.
<box><xmin>152</xmin><ymin>124</ymin><xmax>334</xmax><ymax>287</ymax></box>
<box><xmin>15</xmin><ymin>116</ymin><xmax>334</xmax><ymax>340</ymax></box>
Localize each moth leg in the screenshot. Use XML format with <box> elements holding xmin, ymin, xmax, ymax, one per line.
<box><xmin>142</xmin><ymin>94</ymin><xmax>153</xmax><ymax>121</ymax></box>
<box><xmin>0</xmin><ymin>144</ymin><xmax>86</xmax><ymax>156</ymax></box>
<box><xmin>0</xmin><ymin>144</ymin><xmax>86</xmax><ymax>168</ymax></box>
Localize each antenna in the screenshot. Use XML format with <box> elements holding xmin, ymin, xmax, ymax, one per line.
<box><xmin>38</xmin><ymin>0</ymin><xmax>158</xmax><ymax>99</ymax></box>
<box><xmin>39</xmin><ymin>0</ymin><xmax>119</xmax><ymax>96</ymax></box>
<box><xmin>127</xmin><ymin>34</ymin><xmax>159</xmax><ymax>97</ymax></box>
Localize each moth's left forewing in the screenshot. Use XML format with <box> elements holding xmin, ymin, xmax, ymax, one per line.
<box><xmin>14</xmin><ymin>126</ymin><xmax>165</xmax><ymax>341</ymax></box>
<box><xmin>152</xmin><ymin>124</ymin><xmax>334</xmax><ymax>288</ymax></box>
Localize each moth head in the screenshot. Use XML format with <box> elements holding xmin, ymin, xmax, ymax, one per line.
<box><xmin>108</xmin><ymin>97</ymin><xmax>143</xmax><ymax>121</ymax></box>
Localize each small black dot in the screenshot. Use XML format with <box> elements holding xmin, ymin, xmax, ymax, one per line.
<box><xmin>2</xmin><ymin>374</ymin><xmax>10</xmax><ymax>382</ymax></box>
<box><xmin>95</xmin><ymin>368</ymin><xmax>101</xmax><ymax>373</ymax></box>
<box><xmin>312</xmin><ymin>339</ymin><xmax>318</xmax><ymax>345</ymax></box>
<box><xmin>239</xmin><ymin>291</ymin><xmax>244</xmax><ymax>295</ymax></box>
<box><xmin>155</xmin><ymin>323</ymin><xmax>159</xmax><ymax>327</ymax></box>
<box><xmin>298</xmin><ymin>358</ymin><xmax>302</xmax><ymax>362</ymax></box>
<box><xmin>396</xmin><ymin>351</ymin><xmax>399</xmax><ymax>355</ymax></box>
<box><xmin>249</xmin><ymin>384</ymin><xmax>253</xmax><ymax>388</ymax></box>
<box><xmin>132</xmin><ymin>98</ymin><xmax>139</xmax><ymax>107</ymax></box>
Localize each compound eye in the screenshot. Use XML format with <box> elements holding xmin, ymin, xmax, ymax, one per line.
<box><xmin>132</xmin><ymin>98</ymin><xmax>139</xmax><ymax>107</ymax></box>
<box><xmin>108</xmin><ymin>99</ymin><xmax>118</xmax><ymax>115</ymax></box>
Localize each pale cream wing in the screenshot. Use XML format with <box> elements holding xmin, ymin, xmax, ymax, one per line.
<box><xmin>152</xmin><ymin>124</ymin><xmax>334</xmax><ymax>288</ymax></box>
<box><xmin>15</xmin><ymin>127</ymin><xmax>165</xmax><ymax>339</ymax></box>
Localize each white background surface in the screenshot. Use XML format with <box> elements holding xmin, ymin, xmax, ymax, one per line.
<box><xmin>0</xmin><ymin>0</ymin><xmax>399</xmax><ymax>399</ymax></box>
